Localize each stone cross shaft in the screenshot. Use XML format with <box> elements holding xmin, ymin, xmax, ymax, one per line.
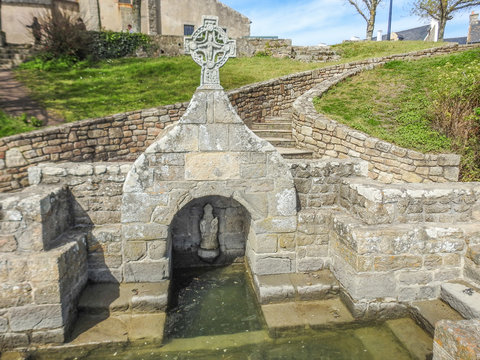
<box><xmin>185</xmin><ymin>16</ymin><xmax>236</xmax><ymax>89</ymax></box>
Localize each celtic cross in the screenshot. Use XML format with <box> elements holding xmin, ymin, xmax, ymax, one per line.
<box><xmin>185</xmin><ymin>16</ymin><xmax>237</xmax><ymax>89</ymax></box>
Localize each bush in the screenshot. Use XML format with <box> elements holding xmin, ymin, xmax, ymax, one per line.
<box><xmin>89</xmin><ymin>31</ymin><xmax>151</xmax><ymax>60</ymax></box>
<box><xmin>39</xmin><ymin>10</ymin><xmax>91</xmax><ymax>61</ymax></box>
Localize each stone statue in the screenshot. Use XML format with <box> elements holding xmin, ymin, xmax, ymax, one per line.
<box><xmin>184</xmin><ymin>15</ymin><xmax>236</xmax><ymax>89</ymax></box>
<box><xmin>198</xmin><ymin>203</ymin><xmax>220</xmax><ymax>263</ymax></box>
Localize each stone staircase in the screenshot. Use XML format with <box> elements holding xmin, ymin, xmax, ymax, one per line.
<box><xmin>250</xmin><ymin>114</ymin><xmax>314</xmax><ymax>159</ymax></box>
<box><xmin>0</xmin><ymin>44</ymin><xmax>35</xmax><ymax>69</ymax></box>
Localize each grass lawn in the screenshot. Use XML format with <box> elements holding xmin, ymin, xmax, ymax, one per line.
<box><xmin>0</xmin><ymin>111</ymin><xmax>42</xmax><ymax>137</ymax></box>
<box><xmin>314</xmin><ymin>48</ymin><xmax>480</xmax><ymax>181</ymax></box>
<box><xmin>13</xmin><ymin>41</ymin><xmax>447</xmax><ymax>123</ymax></box>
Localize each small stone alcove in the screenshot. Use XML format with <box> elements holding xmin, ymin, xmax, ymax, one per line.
<box><xmin>170</xmin><ymin>196</ymin><xmax>250</xmax><ymax>269</ymax></box>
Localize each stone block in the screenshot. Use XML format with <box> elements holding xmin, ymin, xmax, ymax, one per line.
<box><xmin>124</xmin><ymin>241</ymin><xmax>147</xmax><ymax>261</ymax></box>
<box><xmin>148</xmin><ymin>240</ymin><xmax>167</xmax><ymax>260</ymax></box>
<box><xmin>185</xmin><ymin>152</ymin><xmax>241</xmax><ymax>180</ymax></box>
<box><xmin>124</xmin><ymin>261</ymin><xmax>169</xmax><ymax>282</ymax></box>
<box><xmin>0</xmin><ymin>332</ymin><xmax>29</xmax><ymax>349</ymax></box>
<box><xmin>254</xmin><ymin>273</ymin><xmax>295</xmax><ymax>304</ymax></box>
<box><xmin>123</xmin><ymin>223</ymin><xmax>168</xmax><ymax>241</ymax></box>
<box><xmin>252</xmin><ymin>254</ymin><xmax>294</xmax><ymax>275</ymax></box>
<box><xmin>433</xmin><ymin>319</ymin><xmax>480</xmax><ymax>360</ymax></box>
<box><xmin>351</xmin><ymin>272</ymin><xmax>397</xmax><ymax>300</ymax></box>
<box><xmin>9</xmin><ymin>304</ymin><xmax>63</xmax><ymax>332</ymax></box>
<box><xmin>254</xmin><ymin>217</ymin><xmax>297</xmax><ymax>234</ymax></box>
<box><xmin>0</xmin><ymin>235</ymin><xmax>16</xmax><ymax>252</ymax></box>
<box><xmin>441</xmin><ymin>282</ymin><xmax>480</xmax><ymax>319</ymax></box>
<box><xmin>31</xmin><ymin>328</ymin><xmax>65</xmax><ymax>344</ymax></box>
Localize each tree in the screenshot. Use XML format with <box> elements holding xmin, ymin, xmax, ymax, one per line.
<box><xmin>412</xmin><ymin>0</ymin><xmax>480</xmax><ymax>40</ymax></box>
<box><xmin>347</xmin><ymin>0</ymin><xmax>384</xmax><ymax>39</ymax></box>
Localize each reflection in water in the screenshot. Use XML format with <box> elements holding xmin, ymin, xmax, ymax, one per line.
<box><xmin>30</xmin><ymin>264</ymin><xmax>428</xmax><ymax>360</ymax></box>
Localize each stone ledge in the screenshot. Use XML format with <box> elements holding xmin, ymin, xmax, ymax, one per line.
<box><xmin>253</xmin><ymin>270</ymin><xmax>339</xmax><ymax>304</ymax></box>
<box><xmin>433</xmin><ymin>319</ymin><xmax>480</xmax><ymax>360</ymax></box>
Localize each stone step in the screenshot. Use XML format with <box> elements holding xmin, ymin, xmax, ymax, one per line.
<box><xmin>253</xmin><ymin>129</ymin><xmax>292</xmax><ymax>139</ymax></box>
<box><xmin>250</xmin><ymin>122</ymin><xmax>292</xmax><ymax>131</ymax></box>
<box><xmin>410</xmin><ymin>299</ymin><xmax>464</xmax><ymax>335</ymax></box>
<box><xmin>253</xmin><ymin>270</ymin><xmax>340</xmax><ymax>304</ymax></box>
<box><xmin>262</xmin><ymin>137</ymin><xmax>296</xmax><ymax>147</ymax></box>
<box><xmin>440</xmin><ymin>281</ymin><xmax>480</xmax><ymax>319</ymax></box>
<box><xmin>77</xmin><ymin>282</ymin><xmax>169</xmax><ymax>315</ymax></box>
<box><xmin>263</xmin><ymin>116</ymin><xmax>291</xmax><ymax>123</ymax></box>
<box><xmin>277</xmin><ymin>147</ymin><xmax>314</xmax><ymax>159</ymax></box>
<box><xmin>69</xmin><ymin>313</ymin><xmax>165</xmax><ymax>345</ymax></box>
<box><xmin>385</xmin><ymin>318</ymin><xmax>433</xmax><ymax>360</ymax></box>
<box><xmin>261</xmin><ymin>298</ymin><xmax>354</xmax><ymax>336</ymax></box>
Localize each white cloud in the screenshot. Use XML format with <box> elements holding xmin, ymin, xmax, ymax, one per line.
<box><xmin>221</xmin><ymin>0</ymin><xmax>475</xmax><ymax>44</ymax></box>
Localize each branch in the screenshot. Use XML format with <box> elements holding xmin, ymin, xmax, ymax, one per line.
<box><xmin>348</xmin><ymin>0</ymin><xmax>369</xmax><ymax>22</ymax></box>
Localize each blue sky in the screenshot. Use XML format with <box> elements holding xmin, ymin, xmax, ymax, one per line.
<box><xmin>221</xmin><ymin>0</ymin><xmax>478</xmax><ymax>45</ymax></box>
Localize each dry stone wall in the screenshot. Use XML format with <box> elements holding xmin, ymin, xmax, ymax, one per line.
<box><xmin>1</xmin><ymin>43</ymin><xmax>479</xmax><ymax>193</ymax></box>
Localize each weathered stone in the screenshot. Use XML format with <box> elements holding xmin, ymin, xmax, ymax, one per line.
<box><xmin>441</xmin><ymin>282</ymin><xmax>480</xmax><ymax>319</ymax></box>
<box><xmin>9</xmin><ymin>304</ymin><xmax>63</xmax><ymax>331</ymax></box>
<box><xmin>124</xmin><ymin>261</ymin><xmax>169</xmax><ymax>282</ymax></box>
<box><xmin>5</xmin><ymin>149</ymin><xmax>27</xmax><ymax>168</ymax></box>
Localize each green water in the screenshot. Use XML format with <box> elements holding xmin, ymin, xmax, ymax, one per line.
<box><xmin>165</xmin><ymin>265</ymin><xmax>263</xmax><ymax>339</ymax></box>
<box><xmin>29</xmin><ymin>264</ymin><xmax>430</xmax><ymax>360</ymax></box>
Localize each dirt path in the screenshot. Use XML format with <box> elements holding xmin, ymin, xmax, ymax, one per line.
<box><xmin>0</xmin><ymin>69</ymin><xmax>64</xmax><ymax>126</ymax></box>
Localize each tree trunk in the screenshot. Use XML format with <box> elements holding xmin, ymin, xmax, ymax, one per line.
<box><xmin>366</xmin><ymin>5</ymin><xmax>377</xmax><ymax>40</ymax></box>
<box><xmin>366</xmin><ymin>16</ymin><xmax>375</xmax><ymax>39</ymax></box>
<box><xmin>438</xmin><ymin>16</ymin><xmax>447</xmax><ymax>40</ymax></box>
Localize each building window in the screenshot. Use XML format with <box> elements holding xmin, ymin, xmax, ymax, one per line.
<box><xmin>184</xmin><ymin>25</ymin><xmax>194</xmax><ymax>36</ymax></box>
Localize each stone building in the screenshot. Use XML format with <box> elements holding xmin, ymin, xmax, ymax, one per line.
<box><xmin>0</xmin><ymin>0</ymin><xmax>250</xmax><ymax>44</ymax></box>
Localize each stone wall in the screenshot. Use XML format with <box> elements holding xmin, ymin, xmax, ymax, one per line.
<box><xmin>28</xmin><ymin>162</ymin><xmax>130</xmax><ymax>283</ymax></box>
<box><xmin>149</xmin><ymin>35</ymin><xmax>184</xmax><ymax>56</ymax></box>
<box><xmin>2</xmin><ymin>43</ymin><xmax>480</xmax><ymax>193</ymax></box>
<box><xmin>236</xmin><ymin>38</ymin><xmax>292</xmax><ymax>58</ymax></box>
<box><xmin>0</xmin><ymin>185</ymin><xmax>87</xmax><ymax>348</ymax></box>
<box><xmin>292</xmin><ymin>69</ymin><xmax>462</xmax><ymax>183</ymax></box>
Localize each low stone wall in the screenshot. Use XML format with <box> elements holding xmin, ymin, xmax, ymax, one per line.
<box><xmin>149</xmin><ymin>35</ymin><xmax>184</xmax><ymax>57</ymax></box>
<box><xmin>1</xmin><ymin>43</ymin><xmax>479</xmax><ymax>193</ymax></box>
<box><xmin>292</xmin><ymin>69</ymin><xmax>462</xmax><ymax>183</ymax></box>
<box><xmin>236</xmin><ymin>38</ymin><xmax>292</xmax><ymax>58</ymax></box>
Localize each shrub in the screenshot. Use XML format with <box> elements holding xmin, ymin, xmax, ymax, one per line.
<box><xmin>39</xmin><ymin>10</ymin><xmax>91</xmax><ymax>61</ymax></box>
<box><xmin>89</xmin><ymin>31</ymin><xmax>151</xmax><ymax>60</ymax></box>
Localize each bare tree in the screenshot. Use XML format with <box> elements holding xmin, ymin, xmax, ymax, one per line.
<box><xmin>347</xmin><ymin>0</ymin><xmax>383</xmax><ymax>39</ymax></box>
<box><xmin>412</xmin><ymin>0</ymin><xmax>480</xmax><ymax>40</ymax></box>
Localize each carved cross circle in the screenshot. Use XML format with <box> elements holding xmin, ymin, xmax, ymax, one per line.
<box><xmin>185</xmin><ymin>16</ymin><xmax>237</xmax><ymax>89</ymax></box>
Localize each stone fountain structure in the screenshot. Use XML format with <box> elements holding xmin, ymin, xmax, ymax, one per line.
<box><xmin>0</xmin><ymin>16</ymin><xmax>479</xmax><ymax>359</ymax></box>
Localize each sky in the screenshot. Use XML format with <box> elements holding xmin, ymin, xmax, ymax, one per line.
<box><xmin>220</xmin><ymin>0</ymin><xmax>478</xmax><ymax>45</ymax></box>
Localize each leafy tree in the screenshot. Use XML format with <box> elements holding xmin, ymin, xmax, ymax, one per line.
<box><xmin>347</xmin><ymin>0</ymin><xmax>383</xmax><ymax>39</ymax></box>
<box><xmin>412</xmin><ymin>0</ymin><xmax>480</xmax><ymax>40</ymax></box>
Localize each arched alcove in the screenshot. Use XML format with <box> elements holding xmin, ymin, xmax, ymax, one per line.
<box><xmin>170</xmin><ymin>196</ymin><xmax>251</xmax><ymax>269</ymax></box>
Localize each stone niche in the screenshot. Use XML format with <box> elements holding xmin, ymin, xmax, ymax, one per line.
<box><xmin>170</xmin><ymin>196</ymin><xmax>250</xmax><ymax>269</ymax></box>
<box><xmin>121</xmin><ymin>89</ymin><xmax>298</xmax><ymax>282</ymax></box>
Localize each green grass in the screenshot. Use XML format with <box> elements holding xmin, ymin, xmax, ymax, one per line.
<box><xmin>314</xmin><ymin>48</ymin><xmax>480</xmax><ymax>180</ymax></box>
<box><xmin>0</xmin><ymin>111</ymin><xmax>41</xmax><ymax>137</ymax></box>
<box><xmin>13</xmin><ymin>41</ymin><xmax>449</xmax><ymax>123</ymax></box>
<box><xmin>14</xmin><ymin>56</ymin><xmax>324</xmax><ymax>122</ymax></box>
<box><xmin>331</xmin><ymin>41</ymin><xmax>447</xmax><ymax>61</ymax></box>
